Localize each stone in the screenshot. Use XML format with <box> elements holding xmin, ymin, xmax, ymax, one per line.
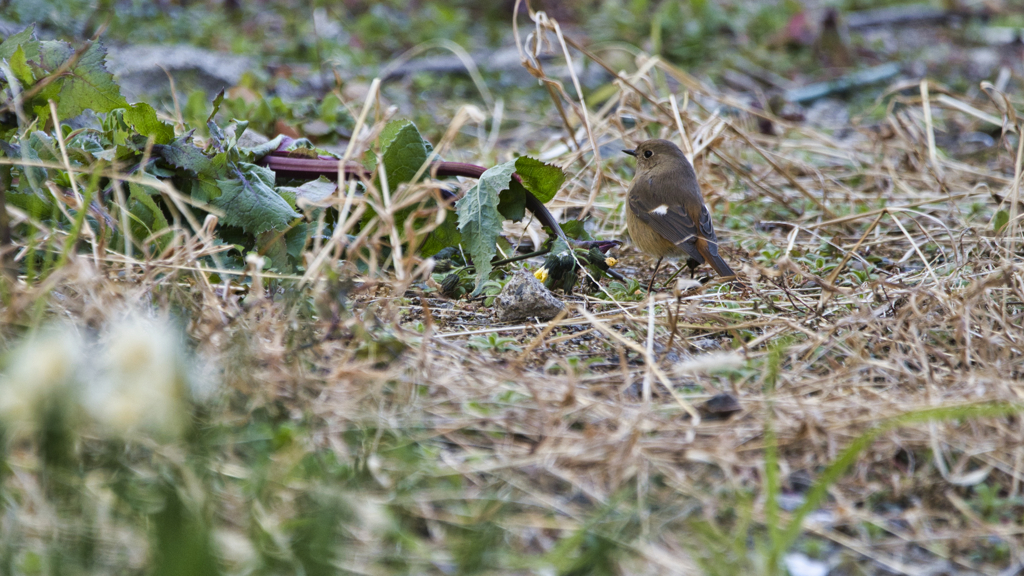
<box><xmin>105</xmin><ymin>44</ymin><xmax>253</xmax><ymax>101</ymax></box>
<box><xmin>495</xmin><ymin>270</ymin><xmax>565</xmax><ymax>323</ymax></box>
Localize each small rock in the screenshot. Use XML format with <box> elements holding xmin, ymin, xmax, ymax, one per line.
<box><xmin>495</xmin><ymin>270</ymin><xmax>565</xmax><ymax>323</ymax></box>
<box><xmin>804</xmin><ymin>98</ymin><xmax>849</xmax><ymax>131</ymax></box>
<box><xmin>698</xmin><ymin>393</ymin><xmax>742</xmax><ymax>420</ymax></box>
<box><xmin>106</xmin><ymin>44</ymin><xmax>253</xmax><ymax>101</ymax></box>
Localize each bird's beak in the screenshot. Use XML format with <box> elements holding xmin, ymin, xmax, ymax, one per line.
<box><xmin>623</xmin><ymin>149</ymin><xmax>637</xmax><ymax>157</ymax></box>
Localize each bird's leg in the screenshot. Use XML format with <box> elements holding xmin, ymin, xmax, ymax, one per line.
<box><xmin>686</xmin><ymin>258</ymin><xmax>700</xmax><ymax>279</ymax></box>
<box><xmin>661</xmin><ymin>264</ymin><xmax>685</xmax><ymax>289</ymax></box>
<box><xmin>646</xmin><ymin>257</ymin><xmax>664</xmax><ymax>293</ymax></box>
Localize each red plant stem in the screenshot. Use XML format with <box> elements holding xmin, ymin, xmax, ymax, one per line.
<box><xmin>257</xmin><ymin>144</ymin><xmax>568</xmax><ymax>244</ymax></box>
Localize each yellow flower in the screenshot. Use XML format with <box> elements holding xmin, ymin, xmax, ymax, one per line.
<box><xmin>604</xmin><ymin>257</ymin><xmax>618</xmax><ymax>268</ymax></box>
<box><xmin>534</xmin><ymin>267</ymin><xmax>549</xmax><ymax>282</ymax></box>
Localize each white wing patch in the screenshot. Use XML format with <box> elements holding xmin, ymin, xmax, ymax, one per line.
<box><xmin>650</xmin><ymin>204</ymin><xmax>669</xmax><ymax>215</ymax></box>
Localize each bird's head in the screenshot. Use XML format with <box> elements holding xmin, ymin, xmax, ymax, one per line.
<box><xmin>622</xmin><ymin>139</ymin><xmax>688</xmax><ymax>171</ymax></box>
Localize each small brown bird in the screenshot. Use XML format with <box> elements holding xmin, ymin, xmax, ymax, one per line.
<box><xmin>623</xmin><ymin>139</ymin><xmax>735</xmax><ymax>291</ymax></box>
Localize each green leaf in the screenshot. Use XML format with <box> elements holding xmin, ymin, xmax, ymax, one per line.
<box><xmin>9</xmin><ymin>45</ymin><xmax>35</xmax><ymax>87</ymax></box>
<box><xmin>378</xmin><ymin>119</ymin><xmax>433</xmax><ymax>187</ymax></box>
<box><xmin>6</xmin><ymin>191</ymin><xmax>51</xmax><ymax>219</ymax></box>
<box><xmin>240</xmin><ymin>134</ymin><xmax>286</xmax><ymax>160</ymax></box>
<box><xmin>514</xmin><ymin>156</ymin><xmax>565</xmax><ymax>203</ymax></box>
<box><xmin>123</xmin><ymin>103</ymin><xmax>175</xmax><ymax>145</ymax></box>
<box><xmin>256</xmin><ymin>229</ymin><xmax>289</xmax><ymax>272</ymax></box>
<box><xmin>993</xmin><ymin>210</ymin><xmax>1009</xmax><ymax>233</ymax></box>
<box><xmin>126</xmin><ymin>182</ymin><xmax>171</xmax><ymax>250</ymax></box>
<box><xmin>420</xmin><ymin>209</ymin><xmax>462</xmax><ymax>258</ymax></box>
<box><xmin>154</xmin><ymin>136</ymin><xmax>217</xmax><ymax>175</ymax></box>
<box><xmin>278</xmin><ymin>177</ymin><xmax>336</xmax><ymax>209</ymax></box>
<box><xmin>559</xmin><ymin>219</ymin><xmax>594</xmax><ymax>241</ymax></box>
<box><xmin>34</xmin><ymin>41</ymin><xmax>128</xmax><ymax>121</ymax></box>
<box><xmin>458</xmin><ymin>160</ymin><xmax>515</xmax><ymax>295</ymax></box>
<box><xmin>213</xmin><ymin>162</ymin><xmax>300</xmax><ymax>235</ymax></box>
<box><xmin>286</xmin><ymin>223</ymin><xmax>309</xmax><ymax>259</ymax></box>
<box><xmin>548</xmin><ymin>219</ymin><xmax>592</xmax><ymax>256</ymax></box>
<box><xmin>361</xmin><ymin>120</ymin><xmax>435</xmax><ymax>249</ymax></box>
<box><xmin>207</xmin><ymin>89</ymin><xmax>225</xmax><ymax>124</ymax></box>
<box><xmin>496</xmin><ymin>180</ymin><xmax>527</xmax><ymax>222</ymax></box>
<box><xmin>0</xmin><ymin>24</ymin><xmax>36</xmax><ymax>62</ymax></box>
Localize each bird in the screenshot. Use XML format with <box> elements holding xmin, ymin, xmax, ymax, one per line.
<box><xmin>622</xmin><ymin>139</ymin><xmax>735</xmax><ymax>291</ymax></box>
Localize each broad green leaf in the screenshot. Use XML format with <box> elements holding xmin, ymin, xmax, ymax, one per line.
<box><xmin>256</xmin><ymin>229</ymin><xmax>289</xmax><ymax>272</ymax></box>
<box><xmin>378</xmin><ymin>120</ymin><xmax>432</xmax><ymax>187</ymax></box>
<box><xmin>123</xmin><ymin>103</ymin><xmax>175</xmax><ymax>145</ymax></box>
<box><xmin>278</xmin><ymin>177</ymin><xmax>336</xmax><ymax>209</ymax></box>
<box><xmin>559</xmin><ymin>219</ymin><xmax>593</xmax><ymax>241</ymax></box>
<box><xmin>458</xmin><ymin>159</ymin><xmax>515</xmax><ymax>295</ymax></box>
<box><xmin>0</xmin><ymin>24</ymin><xmax>35</xmax><ymax>61</ymax></box>
<box><xmin>514</xmin><ymin>156</ymin><xmax>565</xmax><ymax>203</ymax></box>
<box><xmin>362</xmin><ymin>120</ymin><xmax>435</xmax><ymax>249</ymax></box>
<box><xmin>213</xmin><ymin>162</ymin><xmax>300</xmax><ymax>235</ymax></box>
<box><xmin>420</xmin><ymin>209</ymin><xmax>462</xmax><ymax>258</ymax></box>
<box><xmin>253</xmin><ymin>222</ymin><xmax>308</xmax><ymax>272</ymax></box>
<box><xmin>496</xmin><ymin>180</ymin><xmax>527</xmax><ymax>222</ymax></box>
<box><xmin>286</xmin><ymin>223</ymin><xmax>309</xmax><ymax>259</ymax></box>
<box><xmin>6</xmin><ymin>191</ymin><xmax>51</xmax><ymax>219</ymax></box>
<box><xmin>34</xmin><ymin>41</ymin><xmax>128</xmax><ymax>121</ymax></box>
<box><xmin>548</xmin><ymin>219</ymin><xmax>592</xmax><ymax>256</ymax></box>
<box><xmin>364</xmin><ymin>120</ymin><xmax>432</xmax><ymax>186</ymax></box>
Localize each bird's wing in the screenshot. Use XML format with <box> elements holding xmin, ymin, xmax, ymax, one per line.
<box><xmin>628</xmin><ymin>182</ymin><xmax>705</xmax><ymax>263</ymax></box>
<box><xmin>692</xmin><ymin>205</ymin><xmax>735</xmax><ymax>276</ymax></box>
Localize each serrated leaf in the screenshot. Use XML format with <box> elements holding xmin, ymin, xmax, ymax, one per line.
<box><xmin>514</xmin><ymin>156</ymin><xmax>565</xmax><ymax>203</ymax></box>
<box><xmin>213</xmin><ymin>162</ymin><xmax>300</xmax><ymax>235</ymax></box>
<box><xmin>208</xmin><ymin>89</ymin><xmax>225</xmax><ymax>124</ymax></box>
<box><xmin>33</xmin><ymin>41</ymin><xmax>128</xmax><ymax>121</ymax></box>
<box><xmin>497</xmin><ymin>180</ymin><xmax>527</xmax><ymax>222</ymax></box>
<box><xmin>378</xmin><ymin>120</ymin><xmax>433</xmax><ymax>187</ymax></box>
<box><xmin>123</xmin><ymin>102</ymin><xmax>174</xmax><ymax>145</ymax></box>
<box><xmin>458</xmin><ymin>160</ymin><xmax>515</xmax><ymax>295</ymax></box>
<box><xmin>361</xmin><ymin>120</ymin><xmax>435</xmax><ymax>250</ymax></box>
<box><xmin>0</xmin><ymin>24</ymin><xmax>36</xmax><ymax>62</ymax></box>
<box><xmin>154</xmin><ymin>135</ymin><xmax>216</xmax><ymax>175</ymax></box>
<box><xmin>9</xmin><ymin>45</ymin><xmax>34</xmax><ymax>87</ymax></box>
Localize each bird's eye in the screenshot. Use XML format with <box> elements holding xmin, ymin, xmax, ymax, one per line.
<box><xmin>643</xmin><ymin>150</ymin><xmax>653</xmax><ymax>158</ymax></box>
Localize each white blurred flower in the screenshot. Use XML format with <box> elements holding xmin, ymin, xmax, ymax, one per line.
<box><xmin>673</xmin><ymin>352</ymin><xmax>745</xmax><ymax>375</ymax></box>
<box><xmin>84</xmin><ymin>314</ymin><xmax>189</xmax><ymax>438</ymax></box>
<box><xmin>0</xmin><ymin>327</ymin><xmax>84</xmax><ymax>434</ymax></box>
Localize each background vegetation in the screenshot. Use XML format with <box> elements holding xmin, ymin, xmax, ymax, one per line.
<box><xmin>1</xmin><ymin>0</ymin><xmax>1024</xmax><ymax>574</ymax></box>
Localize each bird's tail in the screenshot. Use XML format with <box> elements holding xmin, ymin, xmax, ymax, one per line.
<box><xmin>697</xmin><ymin>243</ymin><xmax>736</xmax><ymax>278</ymax></box>
<box><xmin>708</xmin><ymin>253</ymin><xmax>736</xmax><ymax>278</ymax></box>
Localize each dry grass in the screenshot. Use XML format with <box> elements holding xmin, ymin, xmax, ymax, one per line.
<box><xmin>3</xmin><ymin>9</ymin><xmax>1024</xmax><ymax>576</ymax></box>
